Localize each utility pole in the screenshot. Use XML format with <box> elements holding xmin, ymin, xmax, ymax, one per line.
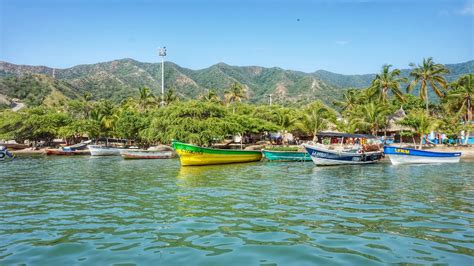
<box><xmin>158</xmin><ymin>46</ymin><xmax>167</xmax><ymax>106</ymax></box>
<box><xmin>267</xmin><ymin>94</ymin><xmax>273</xmax><ymax>106</ymax></box>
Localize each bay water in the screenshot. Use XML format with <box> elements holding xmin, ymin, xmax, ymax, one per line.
<box><xmin>1</xmin><ymin>156</ymin><xmax>473</xmax><ymax>265</ymax></box>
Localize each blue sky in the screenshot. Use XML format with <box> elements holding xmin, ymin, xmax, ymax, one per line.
<box><xmin>0</xmin><ymin>0</ymin><xmax>473</xmax><ymax>74</ymax></box>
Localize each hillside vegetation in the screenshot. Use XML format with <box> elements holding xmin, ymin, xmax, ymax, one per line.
<box><xmin>0</xmin><ymin>74</ymin><xmax>79</xmax><ymax>106</ymax></box>
<box><xmin>0</xmin><ymin>59</ymin><xmax>472</xmax><ymax>107</ymax></box>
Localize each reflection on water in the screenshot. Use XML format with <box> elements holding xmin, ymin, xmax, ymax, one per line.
<box><xmin>0</xmin><ymin>157</ymin><xmax>473</xmax><ymax>265</ymax></box>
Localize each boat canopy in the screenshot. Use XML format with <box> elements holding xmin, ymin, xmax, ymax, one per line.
<box><xmin>316</xmin><ymin>132</ymin><xmax>377</xmax><ymax>139</ymax></box>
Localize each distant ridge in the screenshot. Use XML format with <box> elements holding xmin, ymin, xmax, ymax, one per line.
<box><xmin>312</xmin><ymin>60</ymin><xmax>473</xmax><ymax>88</ymax></box>
<box><xmin>0</xmin><ymin>59</ymin><xmax>472</xmax><ymax>106</ymax></box>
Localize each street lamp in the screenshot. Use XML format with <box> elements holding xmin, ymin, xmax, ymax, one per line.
<box><xmin>158</xmin><ymin>46</ymin><xmax>167</xmax><ymax>106</ymax></box>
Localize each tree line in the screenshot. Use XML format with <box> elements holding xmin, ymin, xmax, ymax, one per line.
<box><xmin>0</xmin><ymin>58</ymin><xmax>472</xmax><ymax>148</ymax></box>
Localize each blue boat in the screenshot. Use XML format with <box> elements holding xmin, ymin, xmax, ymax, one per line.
<box><xmin>384</xmin><ymin>146</ymin><xmax>461</xmax><ymax>165</ymax></box>
<box><xmin>262</xmin><ymin>149</ymin><xmax>311</xmax><ymax>162</ymax></box>
<box><xmin>303</xmin><ymin>144</ymin><xmax>383</xmax><ymax>166</ymax></box>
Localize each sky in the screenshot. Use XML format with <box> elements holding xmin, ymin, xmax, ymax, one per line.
<box><xmin>0</xmin><ymin>0</ymin><xmax>473</xmax><ymax>74</ymax></box>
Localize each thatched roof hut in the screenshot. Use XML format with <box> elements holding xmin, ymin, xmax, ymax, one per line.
<box><xmin>386</xmin><ymin>107</ymin><xmax>413</xmax><ymax>133</ymax></box>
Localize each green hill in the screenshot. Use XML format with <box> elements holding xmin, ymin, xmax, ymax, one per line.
<box><xmin>0</xmin><ymin>59</ymin><xmax>472</xmax><ymax>107</ymax></box>
<box><xmin>313</xmin><ymin>60</ymin><xmax>474</xmax><ymax>88</ymax></box>
<box><xmin>0</xmin><ymin>74</ymin><xmax>79</xmax><ymax>106</ymax></box>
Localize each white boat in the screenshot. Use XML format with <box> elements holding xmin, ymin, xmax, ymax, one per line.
<box><xmin>87</xmin><ymin>145</ymin><xmax>121</xmax><ymax>156</ymax></box>
<box><xmin>303</xmin><ymin>143</ymin><xmax>383</xmax><ymax>166</ymax></box>
<box><xmin>384</xmin><ymin>146</ymin><xmax>461</xmax><ymax>165</ymax></box>
<box><xmin>120</xmin><ymin>149</ymin><xmax>174</xmax><ymax>159</ymax></box>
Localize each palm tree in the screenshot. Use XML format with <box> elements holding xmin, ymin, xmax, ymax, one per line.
<box><xmin>335</xmin><ymin>119</ymin><xmax>358</xmax><ymax>134</ymax></box>
<box><xmin>370</xmin><ymin>64</ymin><xmax>407</xmax><ymax>103</ymax></box>
<box><xmin>273</xmin><ymin>108</ymin><xmax>298</xmax><ymax>145</ymax></box>
<box><xmin>224</xmin><ymin>82</ymin><xmax>247</xmax><ymax>113</ymax></box>
<box><xmin>199</xmin><ymin>89</ymin><xmax>221</xmax><ymax>103</ymax></box>
<box><xmin>224</xmin><ymin>82</ymin><xmax>247</xmax><ymax>104</ymax></box>
<box><xmin>333</xmin><ymin>89</ymin><xmax>359</xmax><ymax>113</ymax></box>
<box><xmin>295</xmin><ymin>103</ymin><xmax>332</xmax><ymax>141</ymax></box>
<box><xmin>138</xmin><ymin>87</ymin><xmax>155</xmax><ymax>110</ymax></box>
<box><xmin>406</xmin><ymin>57</ymin><xmax>449</xmax><ymax>113</ymax></box>
<box><xmin>448</xmin><ymin>74</ymin><xmax>473</xmax><ymax>122</ymax></box>
<box><xmin>164</xmin><ymin>88</ymin><xmax>179</xmax><ymax>103</ymax></box>
<box><xmin>447</xmin><ymin>74</ymin><xmax>473</xmax><ymax>144</ymax></box>
<box><xmin>397</xmin><ymin>109</ymin><xmax>437</xmax><ymax>149</ymax></box>
<box><xmin>351</xmin><ymin>102</ymin><xmax>391</xmax><ymax>135</ymax></box>
<box><xmin>90</xmin><ymin>100</ymin><xmax>117</xmax><ymax>139</ymax></box>
<box><xmin>82</xmin><ymin>92</ymin><xmax>93</xmax><ymax>102</ymax></box>
<box><xmin>79</xmin><ymin>92</ymin><xmax>93</xmax><ymax>119</ymax></box>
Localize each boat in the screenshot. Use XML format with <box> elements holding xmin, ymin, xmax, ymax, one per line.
<box><xmin>302</xmin><ymin>132</ymin><xmax>384</xmax><ymax>166</ymax></box>
<box><xmin>0</xmin><ymin>143</ymin><xmax>28</xmax><ymax>150</ymax></box>
<box><xmin>261</xmin><ymin>149</ymin><xmax>311</xmax><ymax>162</ymax></box>
<box><xmin>120</xmin><ymin>149</ymin><xmax>174</xmax><ymax>159</ymax></box>
<box><xmin>45</xmin><ymin>149</ymin><xmax>90</xmax><ymax>156</ymax></box>
<box><xmin>45</xmin><ymin>141</ymin><xmax>91</xmax><ymax>156</ymax></box>
<box><xmin>0</xmin><ymin>146</ymin><xmax>15</xmax><ymax>161</ymax></box>
<box><xmin>303</xmin><ymin>143</ymin><xmax>383</xmax><ymax>166</ymax></box>
<box><xmin>63</xmin><ymin>142</ymin><xmax>89</xmax><ymax>151</ymax></box>
<box><xmin>384</xmin><ymin>146</ymin><xmax>461</xmax><ymax>165</ymax></box>
<box><xmin>172</xmin><ymin>141</ymin><xmax>262</xmax><ymax>166</ymax></box>
<box><xmin>88</xmin><ymin>145</ymin><xmax>120</xmax><ymax>156</ymax></box>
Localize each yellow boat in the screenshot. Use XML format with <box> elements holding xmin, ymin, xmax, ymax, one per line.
<box><xmin>171</xmin><ymin>141</ymin><xmax>262</xmax><ymax>166</ymax></box>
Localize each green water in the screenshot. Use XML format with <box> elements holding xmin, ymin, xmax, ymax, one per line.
<box><xmin>1</xmin><ymin>156</ymin><xmax>473</xmax><ymax>265</ymax></box>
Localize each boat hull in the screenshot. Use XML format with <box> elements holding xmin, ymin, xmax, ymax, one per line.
<box><xmin>303</xmin><ymin>144</ymin><xmax>383</xmax><ymax>166</ymax></box>
<box><xmin>172</xmin><ymin>141</ymin><xmax>262</xmax><ymax>166</ymax></box>
<box><xmin>262</xmin><ymin>150</ymin><xmax>311</xmax><ymax>162</ymax></box>
<box><xmin>0</xmin><ymin>150</ymin><xmax>15</xmax><ymax>161</ymax></box>
<box><xmin>120</xmin><ymin>150</ymin><xmax>174</xmax><ymax>159</ymax></box>
<box><xmin>88</xmin><ymin>145</ymin><xmax>120</xmax><ymax>156</ymax></box>
<box><xmin>384</xmin><ymin>146</ymin><xmax>461</xmax><ymax>165</ymax></box>
<box><xmin>45</xmin><ymin>149</ymin><xmax>90</xmax><ymax>156</ymax></box>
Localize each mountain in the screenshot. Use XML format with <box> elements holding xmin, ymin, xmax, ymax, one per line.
<box><xmin>0</xmin><ymin>59</ymin><xmax>472</xmax><ymax>107</ymax></box>
<box><xmin>0</xmin><ymin>74</ymin><xmax>80</xmax><ymax>107</ymax></box>
<box><xmin>312</xmin><ymin>60</ymin><xmax>474</xmax><ymax>88</ymax></box>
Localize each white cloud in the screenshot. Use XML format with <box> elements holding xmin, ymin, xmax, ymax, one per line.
<box><xmin>458</xmin><ymin>2</ymin><xmax>474</xmax><ymax>15</ymax></box>
<box><xmin>335</xmin><ymin>40</ymin><xmax>349</xmax><ymax>46</ymax></box>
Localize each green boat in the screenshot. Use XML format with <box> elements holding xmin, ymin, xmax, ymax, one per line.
<box><xmin>262</xmin><ymin>149</ymin><xmax>311</xmax><ymax>162</ymax></box>
<box><xmin>172</xmin><ymin>141</ymin><xmax>263</xmax><ymax>166</ymax></box>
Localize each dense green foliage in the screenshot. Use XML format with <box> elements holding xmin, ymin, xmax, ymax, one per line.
<box><xmin>0</xmin><ymin>74</ymin><xmax>78</xmax><ymax>106</ymax></box>
<box><xmin>0</xmin><ymin>87</ymin><xmax>302</xmax><ymax>146</ymax></box>
<box><xmin>0</xmin><ymin>58</ymin><xmax>472</xmax><ymax>147</ymax></box>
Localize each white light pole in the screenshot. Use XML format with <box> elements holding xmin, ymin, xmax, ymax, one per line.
<box><xmin>267</xmin><ymin>94</ymin><xmax>273</xmax><ymax>106</ymax></box>
<box><xmin>158</xmin><ymin>46</ymin><xmax>167</xmax><ymax>106</ymax></box>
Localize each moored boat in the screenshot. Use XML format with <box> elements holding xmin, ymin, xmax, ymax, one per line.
<box><xmin>120</xmin><ymin>149</ymin><xmax>174</xmax><ymax>159</ymax></box>
<box><xmin>303</xmin><ymin>144</ymin><xmax>383</xmax><ymax>166</ymax></box>
<box><xmin>383</xmin><ymin>146</ymin><xmax>461</xmax><ymax>165</ymax></box>
<box><xmin>45</xmin><ymin>149</ymin><xmax>90</xmax><ymax>156</ymax></box>
<box><xmin>64</xmin><ymin>142</ymin><xmax>89</xmax><ymax>151</ymax></box>
<box><xmin>172</xmin><ymin>141</ymin><xmax>262</xmax><ymax>166</ymax></box>
<box><xmin>262</xmin><ymin>149</ymin><xmax>311</xmax><ymax>162</ymax></box>
<box><xmin>0</xmin><ymin>146</ymin><xmax>15</xmax><ymax>161</ymax></box>
<box><xmin>88</xmin><ymin>145</ymin><xmax>121</xmax><ymax>156</ymax></box>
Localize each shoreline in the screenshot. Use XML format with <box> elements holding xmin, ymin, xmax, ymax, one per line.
<box><xmin>10</xmin><ymin>145</ymin><xmax>474</xmax><ymax>159</ymax></box>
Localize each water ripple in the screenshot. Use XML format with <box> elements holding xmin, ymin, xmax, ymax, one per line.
<box><xmin>0</xmin><ymin>157</ymin><xmax>473</xmax><ymax>264</ymax></box>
